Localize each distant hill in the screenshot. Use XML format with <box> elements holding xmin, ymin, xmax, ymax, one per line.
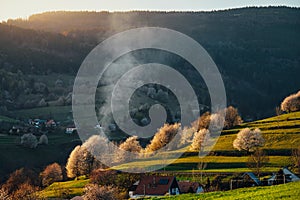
<box><xmin>1</xmin><ymin>7</ymin><xmax>300</xmax><ymax>119</ymax></box>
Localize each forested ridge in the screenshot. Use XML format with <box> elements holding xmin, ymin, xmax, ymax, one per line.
<box><xmin>0</xmin><ymin>6</ymin><xmax>299</xmax><ymax>118</ymax></box>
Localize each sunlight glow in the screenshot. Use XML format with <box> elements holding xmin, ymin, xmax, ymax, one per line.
<box><xmin>0</xmin><ymin>0</ymin><xmax>299</xmax><ymax>22</ymax></box>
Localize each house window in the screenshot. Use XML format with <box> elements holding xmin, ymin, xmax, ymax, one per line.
<box><xmin>171</xmin><ymin>188</ymin><xmax>177</xmax><ymax>195</ymax></box>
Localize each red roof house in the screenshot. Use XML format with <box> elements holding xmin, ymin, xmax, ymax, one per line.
<box><xmin>131</xmin><ymin>176</ymin><xmax>180</xmax><ymax>198</ymax></box>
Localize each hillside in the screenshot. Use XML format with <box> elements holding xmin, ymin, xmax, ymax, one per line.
<box><xmin>115</xmin><ymin>111</ymin><xmax>300</xmax><ymax>172</ymax></box>
<box><xmin>0</xmin><ymin>111</ymin><xmax>298</xmax><ymax>184</ymax></box>
<box><xmin>0</xmin><ymin>7</ymin><xmax>300</xmax><ymax>119</ymax></box>
<box><xmin>1</xmin><ymin>111</ymin><xmax>299</xmax><ymax>198</ymax></box>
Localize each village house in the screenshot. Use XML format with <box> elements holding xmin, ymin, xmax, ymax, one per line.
<box><xmin>130</xmin><ymin>176</ymin><xmax>180</xmax><ymax>198</ymax></box>
<box><xmin>268</xmin><ymin>167</ymin><xmax>300</xmax><ymax>185</ymax></box>
<box><xmin>65</xmin><ymin>125</ymin><xmax>77</xmax><ymax>134</ymax></box>
<box><xmin>178</xmin><ymin>181</ymin><xmax>204</xmax><ymax>194</ymax></box>
<box><xmin>230</xmin><ymin>172</ymin><xmax>261</xmax><ymax>190</ymax></box>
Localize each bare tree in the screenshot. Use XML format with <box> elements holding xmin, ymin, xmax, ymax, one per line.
<box><xmin>292</xmin><ymin>147</ymin><xmax>300</xmax><ymax>174</ymax></box>
<box><xmin>233</xmin><ymin>128</ymin><xmax>265</xmax><ymax>152</ymax></box>
<box><xmin>40</xmin><ymin>163</ymin><xmax>63</xmax><ymax>187</ymax></box>
<box><xmin>247</xmin><ymin>149</ymin><xmax>269</xmax><ymax>177</ymax></box>
<box><xmin>281</xmin><ymin>90</ymin><xmax>300</xmax><ymax>112</ymax></box>
<box><xmin>190</xmin><ymin>129</ymin><xmax>210</xmax><ymax>151</ymax></box>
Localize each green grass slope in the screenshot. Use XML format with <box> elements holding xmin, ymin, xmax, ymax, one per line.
<box><xmin>214</xmin><ymin>111</ymin><xmax>300</xmax><ymax>151</ymax></box>
<box><xmin>150</xmin><ymin>181</ymin><xmax>300</xmax><ymax>200</ymax></box>
<box><xmin>37</xmin><ymin>176</ymin><xmax>89</xmax><ymax>199</ymax></box>
<box><xmin>116</xmin><ymin>112</ymin><xmax>300</xmax><ymax>172</ymax></box>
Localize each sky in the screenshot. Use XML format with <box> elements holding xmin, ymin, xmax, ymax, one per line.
<box><xmin>1</xmin><ymin>0</ymin><xmax>299</xmax><ymax>21</ymax></box>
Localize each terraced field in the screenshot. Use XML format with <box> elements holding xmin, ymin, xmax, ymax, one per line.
<box><xmin>115</xmin><ymin>111</ymin><xmax>300</xmax><ymax>172</ymax></box>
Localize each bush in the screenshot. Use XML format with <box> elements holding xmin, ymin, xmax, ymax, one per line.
<box><xmin>90</xmin><ymin>169</ymin><xmax>140</xmax><ymax>190</ymax></box>
<box><xmin>10</xmin><ymin>182</ymin><xmax>39</xmax><ymax>200</ymax></box>
<box><xmin>20</xmin><ymin>133</ymin><xmax>38</xmax><ymax>148</ymax></box>
<box><xmin>40</xmin><ymin>163</ymin><xmax>63</xmax><ymax>187</ymax></box>
<box><xmin>2</xmin><ymin>168</ymin><xmax>39</xmax><ymax>195</ymax></box>
<box><xmin>90</xmin><ymin>169</ymin><xmax>118</xmax><ymax>185</ymax></box>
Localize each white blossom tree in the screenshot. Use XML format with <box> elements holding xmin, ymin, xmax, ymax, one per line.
<box><xmin>191</xmin><ymin>112</ymin><xmax>211</xmax><ymax>131</ymax></box>
<box><xmin>66</xmin><ymin>145</ymin><xmax>81</xmax><ymax>178</ymax></box>
<box><xmin>39</xmin><ymin>134</ymin><xmax>48</xmax><ymax>145</ymax></box>
<box><xmin>145</xmin><ymin>123</ymin><xmax>180</xmax><ymax>153</ymax></box>
<box><xmin>210</xmin><ymin>113</ymin><xmax>224</xmax><ymax>131</ymax></box>
<box><xmin>224</xmin><ymin>106</ymin><xmax>243</xmax><ymax>129</ymax></box>
<box><xmin>233</xmin><ymin>128</ymin><xmax>265</xmax><ymax>152</ymax></box>
<box><xmin>190</xmin><ymin>129</ymin><xmax>210</xmax><ymax>151</ymax></box>
<box><xmin>117</xmin><ymin>136</ymin><xmax>142</xmax><ymax>162</ymax></box>
<box><xmin>20</xmin><ymin>133</ymin><xmax>38</xmax><ymax>148</ymax></box>
<box><xmin>66</xmin><ymin>145</ymin><xmax>96</xmax><ymax>178</ymax></box>
<box><xmin>82</xmin><ymin>135</ymin><xmax>116</xmax><ymax>165</ymax></box>
<box><xmin>281</xmin><ymin>90</ymin><xmax>300</xmax><ymax>112</ymax></box>
<box><xmin>177</xmin><ymin>126</ymin><xmax>196</xmax><ymax>148</ymax></box>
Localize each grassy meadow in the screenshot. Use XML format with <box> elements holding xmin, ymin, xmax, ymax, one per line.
<box><xmin>37</xmin><ymin>176</ymin><xmax>89</xmax><ymax>199</ymax></box>
<box><xmin>149</xmin><ymin>181</ymin><xmax>300</xmax><ymax>200</ymax></box>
